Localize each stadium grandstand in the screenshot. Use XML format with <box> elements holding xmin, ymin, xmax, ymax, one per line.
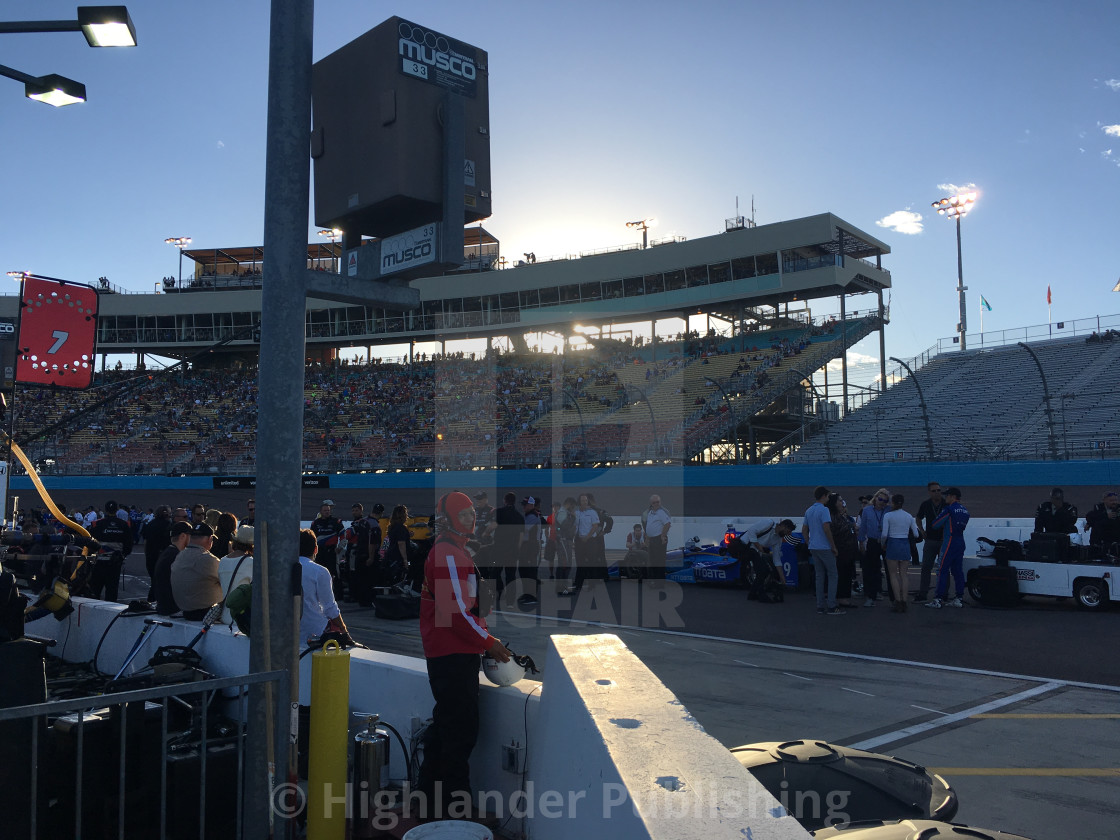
<box><xmin>5</xmin><ymin>210</ymin><xmax>1117</xmax><ymax>480</ymax></box>
<box><xmin>1</xmin><ymin>212</ymin><xmax>897</xmax><ymax>475</ymax></box>
<box><xmin>790</xmin><ymin>322</ymin><xmax>1120</xmax><ymax>464</ymax></box>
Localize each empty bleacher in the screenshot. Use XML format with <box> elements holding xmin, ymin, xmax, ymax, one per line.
<box><xmin>790</xmin><ymin>335</ymin><xmax>1120</xmax><ymax>463</ymax></box>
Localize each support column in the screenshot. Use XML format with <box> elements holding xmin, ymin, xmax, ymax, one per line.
<box><xmin>878</xmin><ymin>290</ymin><xmax>887</xmax><ymax>394</ymax></box>
<box><xmin>248</xmin><ymin>2</ymin><xmax>314</xmax><ymax>835</ymax></box>
<box><xmin>651</xmin><ymin>318</ymin><xmax>657</xmax><ymax>362</ymax></box>
<box><xmin>839</xmin><ymin>293</ymin><xmax>849</xmax><ymax>416</ymax></box>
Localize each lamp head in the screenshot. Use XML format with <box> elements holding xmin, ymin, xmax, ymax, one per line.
<box><xmin>78</xmin><ymin>6</ymin><xmax>137</xmax><ymax>47</ymax></box>
<box><xmin>25</xmin><ymin>74</ymin><xmax>86</xmax><ymax>107</ymax></box>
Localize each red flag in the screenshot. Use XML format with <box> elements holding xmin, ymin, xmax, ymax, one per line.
<box><xmin>16</xmin><ymin>277</ymin><xmax>99</xmax><ymax>388</ymax></box>
<box><xmin>1047</xmin><ymin>285</ymin><xmax>1052</xmax><ymax>305</ymax></box>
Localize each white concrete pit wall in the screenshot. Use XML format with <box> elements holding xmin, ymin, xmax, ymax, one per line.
<box><xmin>28</xmin><ymin>603</ymin><xmax>811</xmax><ymax>838</ymax></box>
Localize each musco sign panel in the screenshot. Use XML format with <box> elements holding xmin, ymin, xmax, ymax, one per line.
<box><xmin>397</xmin><ymin>19</ymin><xmax>479</xmax><ymax>98</ymax></box>
<box><xmin>379</xmin><ymin>223</ymin><xmax>439</xmax><ymax>277</ymax></box>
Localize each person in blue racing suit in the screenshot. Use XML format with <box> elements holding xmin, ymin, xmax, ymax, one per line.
<box><xmin>926</xmin><ymin>487</ymin><xmax>970</xmax><ymax>609</ymax></box>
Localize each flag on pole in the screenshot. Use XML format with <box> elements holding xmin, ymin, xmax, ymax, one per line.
<box><xmin>1047</xmin><ymin>285</ymin><xmax>1052</xmax><ymax>305</ymax></box>
<box><xmin>981</xmin><ymin>296</ymin><xmax>992</xmax><ymax>311</ymax></box>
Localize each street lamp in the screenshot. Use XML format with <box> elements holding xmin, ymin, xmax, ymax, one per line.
<box><xmin>889</xmin><ymin>356</ymin><xmax>935</xmax><ymax>461</ymax></box>
<box><xmin>626</xmin><ymin>217</ymin><xmax>656</xmax><ymax>249</ymax></box>
<box><xmin>624</xmin><ymin>384</ymin><xmax>659</xmax><ymax>460</ymax></box>
<box><xmin>0</xmin><ymin>7</ymin><xmax>137</xmax><ymax>104</ymax></box>
<box><xmin>789</xmin><ymin>368</ymin><xmax>833</xmax><ymax>463</ymax></box>
<box><xmin>0</xmin><ymin>7</ymin><xmax>137</xmax><ymax>46</ymax></box>
<box><xmin>705</xmin><ymin>378</ymin><xmax>739</xmax><ymax>465</ymax></box>
<box><xmin>165</xmin><ymin>236</ymin><xmax>191</xmax><ymax>286</ymax></box>
<box><xmin>932</xmin><ymin>190</ymin><xmax>978</xmax><ymax>351</ymax></box>
<box><xmin>317</xmin><ymin>228</ymin><xmax>342</xmax><ymax>272</ymax></box>
<box><xmin>561</xmin><ymin>389</ymin><xmax>589</xmax><ymax>461</ymax></box>
<box><xmin>0</xmin><ymin>65</ymin><xmax>86</xmax><ymax>106</ymax></box>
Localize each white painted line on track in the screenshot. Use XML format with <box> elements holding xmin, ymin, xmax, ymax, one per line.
<box><xmin>733</xmin><ymin>659</ymin><xmax>759</xmax><ymax>668</ymax></box>
<box><xmin>850</xmin><ymin>682</ymin><xmax>1063</xmax><ymax>751</ymax></box>
<box><xmin>691</xmin><ymin>648</ymin><xmax>715</xmax><ymax>656</ymax></box>
<box><xmin>491</xmin><ymin>609</ymin><xmax>1120</xmax><ymax>694</ymax></box>
<box><xmin>783</xmin><ymin>672</ymin><xmax>812</xmax><ymax>681</ymax></box>
<box><xmin>912</xmin><ymin>704</ymin><xmax>950</xmax><ymax>716</ymax></box>
<box><xmin>841</xmin><ymin>687</ymin><xmax>874</xmax><ymax>697</ymax></box>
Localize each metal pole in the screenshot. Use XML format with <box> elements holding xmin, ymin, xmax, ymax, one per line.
<box><xmin>889</xmin><ymin>356</ymin><xmax>935</xmax><ymax>461</ymax></box>
<box><xmin>877</xmin><ymin>290</ymin><xmax>887</xmax><ymax>394</ymax></box>
<box><xmin>957</xmin><ymin>216</ymin><xmax>968</xmax><ymax>351</ymax></box>
<box><xmin>789</xmin><ymin>367</ymin><xmax>832</xmax><ymax>463</ymax></box>
<box><xmin>247</xmin><ymin>1</ymin><xmax>313</xmax><ymax>836</ymax></box>
<box><xmin>1017</xmin><ymin>342</ymin><xmax>1059</xmax><ymax>460</ymax></box>
<box><xmin>839</xmin><ymin>292</ymin><xmax>849</xmax><ymax>416</ymax></box>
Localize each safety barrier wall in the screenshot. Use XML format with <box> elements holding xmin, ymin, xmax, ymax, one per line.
<box><xmin>14</xmin><ymin>459</ymin><xmax>1120</xmax><ymax>495</ymax></box>
<box><xmin>27</xmin><ymin>600</ymin><xmax>805</xmax><ymax>839</ymax></box>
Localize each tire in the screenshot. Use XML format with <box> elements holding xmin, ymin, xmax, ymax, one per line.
<box><xmin>1073</xmin><ymin>578</ymin><xmax>1108</xmax><ymax>611</ymax></box>
<box><xmin>966</xmin><ymin>577</ymin><xmax>985</xmax><ymax>605</ymax></box>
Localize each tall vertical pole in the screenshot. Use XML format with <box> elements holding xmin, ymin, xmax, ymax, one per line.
<box><xmin>877</xmin><ymin>290</ymin><xmax>887</xmax><ymax>394</ymax></box>
<box><xmin>248</xmin><ymin>1</ymin><xmax>313</xmax><ymax>835</ymax></box>
<box><xmin>839</xmin><ymin>292</ymin><xmax>848</xmax><ymax>417</ymax></box>
<box><xmin>956</xmin><ymin>216</ymin><xmax>968</xmax><ymax>351</ymax></box>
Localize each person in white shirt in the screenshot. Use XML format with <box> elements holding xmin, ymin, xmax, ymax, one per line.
<box><xmin>882</xmin><ymin>494</ymin><xmax>922</xmax><ymax>613</ymax></box>
<box><xmin>562</xmin><ymin>494</ymin><xmax>600</xmax><ymax>596</ymax></box>
<box><xmin>741</xmin><ymin>518</ymin><xmax>796</xmax><ymax>594</ymax></box>
<box><xmin>642</xmin><ymin>495</ymin><xmax>673</xmax><ymax>580</ymax></box>
<box><xmin>297</xmin><ymin>528</ymin><xmax>348</xmax><ymax>644</ymax></box>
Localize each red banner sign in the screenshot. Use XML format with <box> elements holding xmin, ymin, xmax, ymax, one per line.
<box><xmin>16</xmin><ymin>277</ymin><xmax>98</xmax><ymax>388</ymax></box>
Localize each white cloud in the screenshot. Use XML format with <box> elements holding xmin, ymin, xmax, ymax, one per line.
<box><xmin>826</xmin><ymin>351</ymin><xmax>878</xmax><ymax>373</ymax></box>
<box><xmin>217</xmin><ymin>140</ymin><xmax>226</xmax><ymax>148</ymax></box>
<box><xmin>937</xmin><ymin>182</ymin><xmax>977</xmax><ymax>194</ymax></box>
<box><xmin>875</xmin><ymin>210</ymin><xmax>923</xmax><ymax>235</ymax></box>
<box><xmin>1105</xmin><ymin>79</ymin><xmax>1120</xmax><ymax>92</ymax></box>
<box><xmin>1104</xmin><ymin>125</ymin><xmax>1120</xmax><ymax>137</ymax></box>
<box><xmin>1104</xmin><ymin>149</ymin><xmax>1114</xmax><ymax>158</ymax></box>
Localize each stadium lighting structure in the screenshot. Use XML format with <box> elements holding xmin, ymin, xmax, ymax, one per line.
<box><xmin>0</xmin><ymin>64</ymin><xmax>86</xmax><ymax>106</ymax></box>
<box><xmin>317</xmin><ymin>227</ymin><xmax>342</xmax><ymax>272</ymax></box>
<box><xmin>0</xmin><ymin>7</ymin><xmax>136</xmax><ymax>105</ymax></box>
<box><xmin>165</xmin><ymin>236</ymin><xmax>191</xmax><ymax>286</ymax></box>
<box><xmin>932</xmin><ymin>190</ymin><xmax>978</xmax><ymax>351</ymax></box>
<box><xmin>626</xmin><ymin>217</ymin><xmax>656</xmax><ymax>249</ymax></box>
<box><xmin>0</xmin><ymin>7</ymin><xmax>137</xmax><ymax>47</ymax></box>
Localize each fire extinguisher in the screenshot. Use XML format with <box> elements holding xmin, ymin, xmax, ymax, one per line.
<box><xmin>351</xmin><ymin>713</ymin><xmax>391</xmax><ymax>835</ymax></box>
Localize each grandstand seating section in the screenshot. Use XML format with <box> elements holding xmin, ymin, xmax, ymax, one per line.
<box><xmin>25</xmin><ymin>316</ymin><xmax>1113</xmax><ymax>474</ymax></box>
<box><xmin>790</xmin><ymin>334</ymin><xmax>1120</xmax><ymax>463</ymax></box>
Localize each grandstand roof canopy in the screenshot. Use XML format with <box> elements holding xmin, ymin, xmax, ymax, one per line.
<box><xmin>182</xmin><ymin>227</ymin><xmax>499</xmax><ymax>267</ymax></box>
<box><xmin>183</xmin><ymin>243</ymin><xmax>339</xmax><ymax>267</ymax></box>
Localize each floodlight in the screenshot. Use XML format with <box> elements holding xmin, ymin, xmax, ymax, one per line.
<box><xmin>25</xmin><ymin>74</ymin><xmax>86</xmax><ymax>106</ymax></box>
<box><xmin>78</xmin><ymin>6</ymin><xmax>137</xmax><ymax>47</ymax></box>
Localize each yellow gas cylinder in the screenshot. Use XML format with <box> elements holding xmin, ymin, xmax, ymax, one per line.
<box><xmin>307</xmin><ymin>639</ymin><xmax>350</xmax><ymax>840</ymax></box>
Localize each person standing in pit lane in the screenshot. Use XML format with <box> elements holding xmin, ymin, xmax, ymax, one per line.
<box><xmin>926</xmin><ymin>487</ymin><xmax>970</xmax><ymax>610</ymax></box>
<box><xmin>418</xmin><ymin>492</ymin><xmax>510</xmax><ymax>820</ymax></box>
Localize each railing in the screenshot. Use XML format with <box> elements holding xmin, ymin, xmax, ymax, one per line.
<box><xmin>0</xmin><ymin>668</ymin><xmax>286</xmax><ymax>840</ymax></box>
<box><xmin>936</xmin><ymin>313</ymin><xmax>1120</xmax><ymax>354</ymax></box>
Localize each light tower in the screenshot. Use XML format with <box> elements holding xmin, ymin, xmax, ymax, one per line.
<box><xmin>931</xmin><ymin>190</ymin><xmax>978</xmax><ymax>350</ymax></box>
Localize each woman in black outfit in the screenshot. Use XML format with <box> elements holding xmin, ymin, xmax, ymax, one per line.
<box><xmin>827</xmin><ymin>493</ymin><xmax>859</xmax><ymax>608</ymax></box>
<box><xmin>384</xmin><ymin>504</ymin><xmax>412</xmax><ymax>586</ymax></box>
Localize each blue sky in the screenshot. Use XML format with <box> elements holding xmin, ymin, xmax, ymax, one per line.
<box><xmin>2</xmin><ymin>1</ymin><xmax>1118</xmax><ymax>379</ymax></box>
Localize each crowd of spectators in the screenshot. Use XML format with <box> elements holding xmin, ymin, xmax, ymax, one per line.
<box><xmin>10</xmin><ymin>322</ymin><xmax>849</xmax><ymax>475</ymax></box>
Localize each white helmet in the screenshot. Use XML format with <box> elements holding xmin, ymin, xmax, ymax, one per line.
<box><xmin>482</xmin><ymin>646</ymin><xmax>539</xmax><ymax>686</ymax></box>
